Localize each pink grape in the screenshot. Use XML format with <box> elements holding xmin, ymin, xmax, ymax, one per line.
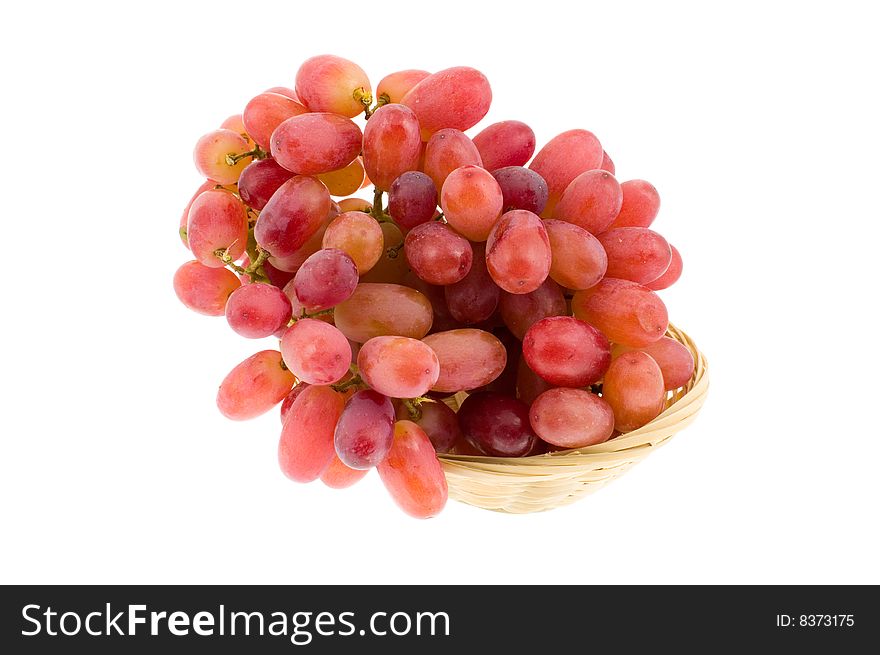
<box><xmin>444</xmin><ymin>243</ymin><xmax>499</xmax><ymax>324</ymax></box>
<box><xmin>238</xmin><ymin>158</ymin><xmax>293</xmax><ymax>211</ymax></box>
<box><xmin>378</xmin><ymin>421</ymin><xmax>448</xmax><ymax>519</ymax></box>
<box><xmin>193</xmin><ymin>129</ymin><xmax>254</xmax><ymax>185</ymax></box>
<box><xmin>472</xmin><ymin>120</ymin><xmax>536</xmax><ymax>170</ymax></box>
<box><xmin>186</xmin><ymin>189</ymin><xmax>248</xmax><ymax>267</ymax></box>
<box><xmin>320</xmin><ymin>454</ymin><xmax>369</xmax><ymax>489</ymax></box>
<box><xmin>376</xmin><ymin>69</ymin><xmax>430</xmax><ymax>103</ymax></box>
<box><xmin>178</xmin><ymin>181</ymin><xmax>214</xmax><ymax>249</ymax></box>
<box><xmin>401</xmin><ymin>66</ymin><xmax>492</xmax><ymax>140</ymax></box>
<box><xmin>440</xmin><ymin>165</ymin><xmax>504</xmax><ymax>242</ymax></box>
<box><xmin>395</xmin><ymin>400</ymin><xmax>461</xmax><ymax>454</ymax></box>
<box><xmin>278</xmin><ymin>385</ymin><xmax>345</xmax><ymax>482</ymax></box>
<box><xmin>254</xmin><ymin>176</ymin><xmax>331</xmax><ymax>259</ymax></box>
<box><xmin>528</xmin><ymin>129</ymin><xmax>604</xmax><ymax>215</ymax></box>
<box><xmin>498</xmin><ymin>277</ymin><xmax>567</xmax><ymax>340</ymax></box>
<box><xmin>269</xmin><ymin>211</ymin><xmax>335</xmax><ymax>273</ymax></box>
<box><xmin>457</xmin><ymin>392</ymin><xmax>536</xmax><ymax>457</ymax></box>
<box><xmin>271</xmin><ymin>113</ymin><xmax>363</xmax><ymax>176</ymax></box>
<box><xmin>217</xmin><ymin>350</ymin><xmax>295</xmax><ymax>421</ymax></box>
<box><xmin>357</xmin><ymin>336</ymin><xmax>440</xmax><ymax>398</ymax></box>
<box><xmin>423</xmin><ymin>129</ymin><xmax>482</xmax><ymax>192</ymax></box>
<box><xmin>645</xmin><ymin>245</ymin><xmax>683</xmax><ymax>290</ymax></box>
<box><xmin>523</xmin><ymin>316</ymin><xmax>611</xmax><ymax>387</ymax></box>
<box><xmin>334</xmin><ymin>389</ymin><xmax>395</xmax><ymax>469</ymax></box>
<box><xmin>529</xmin><ymin>388</ymin><xmax>614</xmax><ymax>448</ymax></box>
<box><xmin>612</xmin><ymin>336</ymin><xmax>695</xmax><ymax>390</ymax></box>
<box><xmin>362</xmin><ymin>104</ymin><xmax>422</xmax><ymax>191</ymax></box>
<box><xmin>242</xmin><ymin>92</ymin><xmax>308</xmax><ymax>150</ymax></box>
<box><xmin>335</xmin><ymin>283</ymin><xmax>433</xmax><ymax>343</ymax></box>
<box><xmin>543</xmin><ymin>219</ymin><xmax>608</xmax><ymax>290</ymax></box>
<box><xmin>572</xmin><ymin>278</ymin><xmax>668</xmax><ymax>347</ymax></box>
<box><xmin>225</xmin><ymin>282</ymin><xmax>292</xmax><ymax>338</ymax></box>
<box><xmin>421</xmin><ymin>329</ymin><xmax>507</xmax><ymax>393</ymax></box>
<box><xmin>281</xmin><ymin>318</ymin><xmax>352</xmax><ymax>384</ymax></box>
<box><xmin>321</xmin><ymin>211</ymin><xmax>384</xmax><ymax>274</ymax></box>
<box><xmin>601</xmin><ymin>151</ymin><xmax>615</xmax><ymax>174</ymax></box>
<box><xmin>387</xmin><ymin>171</ymin><xmax>438</xmax><ymax>230</ymax></box>
<box><xmin>173</xmin><ymin>260</ymin><xmax>241</xmax><ymax>316</ymax></box>
<box><xmin>280</xmin><ymin>383</ymin><xmax>309</xmax><ymax>424</ymax></box>
<box><xmin>608</xmin><ymin>179</ymin><xmax>660</xmax><ymax>229</ymax></box>
<box><xmin>404</xmin><ymin>221</ymin><xmax>473</xmax><ymax>285</ymax></box>
<box><xmin>598</xmin><ymin>228</ymin><xmax>672</xmax><ymax>284</ymax></box>
<box><xmin>516</xmin><ymin>355</ymin><xmax>554</xmax><ymax>405</ymax></box>
<box><xmin>293</xmin><ymin>248</ymin><xmax>359</xmax><ymax>310</ymax></box>
<box><xmin>491</xmin><ymin>166</ymin><xmax>549</xmax><ymax>214</ymax></box>
<box><xmin>485</xmin><ymin>209</ymin><xmax>551</xmax><ymax>294</ymax></box>
<box><xmin>553</xmin><ymin>169</ymin><xmax>623</xmax><ymax>234</ymax></box>
<box><xmin>602</xmin><ymin>351</ymin><xmax>666</xmax><ymax>432</ymax></box>
<box><xmin>295</xmin><ymin>54</ymin><xmax>372</xmax><ymax>118</ymax></box>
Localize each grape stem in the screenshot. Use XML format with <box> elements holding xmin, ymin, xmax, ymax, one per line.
<box><xmin>213</xmin><ymin>245</ymin><xmax>270</xmax><ymax>283</ymax></box>
<box><xmin>371</xmin><ymin>188</ymin><xmax>384</xmax><ymax>219</ymax></box>
<box><xmin>287</xmin><ymin>307</ymin><xmax>335</xmax><ymax>327</ymax></box>
<box><xmin>386</xmin><ymin>243</ymin><xmax>404</xmax><ymax>259</ymax></box>
<box><xmin>331</xmin><ymin>374</ymin><xmax>363</xmax><ymax>393</ymax></box>
<box><xmin>402</xmin><ymin>396</ymin><xmax>435</xmax><ymax>421</ymax></box>
<box><xmin>363</xmin><ymin>92</ymin><xmax>390</xmax><ymax>119</ymax></box>
<box><xmin>353</xmin><ymin>87</ymin><xmax>374</xmax><ymax>116</ymax></box>
<box><xmin>225</xmin><ymin>145</ymin><xmax>267</xmax><ymax>166</ymax></box>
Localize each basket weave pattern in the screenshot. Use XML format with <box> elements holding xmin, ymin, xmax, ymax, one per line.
<box><xmin>437</xmin><ymin>324</ymin><xmax>709</xmax><ymax>513</ymax></box>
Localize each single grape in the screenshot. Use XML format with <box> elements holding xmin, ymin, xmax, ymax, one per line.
<box><xmin>271</xmin><ymin>113</ymin><xmax>363</xmax><ymax>176</ymax></box>
<box><xmin>376</xmin><ymin>69</ymin><xmax>430</xmax><ymax>103</ymax></box>
<box><xmin>523</xmin><ymin>316</ymin><xmax>610</xmax><ymax>387</ymax></box>
<box><xmin>295</xmin><ymin>54</ymin><xmax>372</xmax><ymax>118</ymax></box>
<box><xmin>357</xmin><ymin>336</ymin><xmax>440</xmax><ymax>398</ymax></box>
<box><xmin>238</xmin><ymin>158</ymin><xmax>293</xmax><ymax>211</ymax></box>
<box><xmin>516</xmin><ymin>354</ymin><xmax>554</xmax><ymax>405</ymax></box>
<box><xmin>485</xmin><ymin>209</ymin><xmax>551</xmax><ymax>294</ymax></box>
<box><xmin>225</xmin><ymin>282</ymin><xmax>292</xmax><ymax>338</ymax></box>
<box><xmin>186</xmin><ymin>189</ymin><xmax>248</xmax><ymax>267</ymax></box>
<box><xmin>280</xmin><ymin>383</ymin><xmax>309</xmax><ymax>424</ymax></box>
<box><xmin>400</xmin><ymin>66</ymin><xmax>492</xmax><ymax>139</ymax></box>
<box><xmin>193</xmin><ymin>129</ymin><xmax>253</xmax><ymax>185</ymax></box>
<box><xmin>173</xmin><ymin>260</ymin><xmax>241</xmax><ymax>316</ymax></box>
<box><xmin>491</xmin><ymin>166</ymin><xmax>549</xmax><ymax>214</ymax></box>
<box><xmin>316</xmin><ymin>158</ymin><xmax>365</xmax><ymax>197</ymax></box>
<box><xmin>278</xmin><ymin>385</ymin><xmax>345</xmax><ymax>482</ymax></box>
<box><xmin>607</xmin><ymin>179</ymin><xmax>660</xmax><ymax>229</ymax></box>
<box><xmin>529</xmin><ymin>388</ymin><xmax>614</xmax><ymax>448</ymax></box>
<box><xmin>178</xmin><ymin>181</ymin><xmax>214</xmax><ymax>249</ymax></box>
<box><xmin>444</xmin><ymin>243</ymin><xmax>499</xmax><ymax>324</ymax></box>
<box><xmin>612</xmin><ymin>336</ymin><xmax>695</xmax><ymax>390</ymax></box>
<box><xmin>528</xmin><ymin>129</ymin><xmax>604</xmax><ymax>215</ymax></box>
<box><xmin>553</xmin><ymin>169</ymin><xmax>623</xmax><ymax>234</ymax></box>
<box><xmin>597</xmin><ymin>227</ymin><xmax>672</xmax><ymax>285</ymax></box>
<box><xmin>338</xmin><ymin>197</ymin><xmax>373</xmax><ymax>213</ymax></box>
<box><xmin>269</xmin><ymin>211</ymin><xmax>335</xmax><ymax>273</ymax></box>
<box><xmin>320</xmin><ymin>454</ymin><xmax>369</xmax><ymax>489</ymax></box>
<box><xmin>457</xmin><ymin>392</ymin><xmax>536</xmax><ymax>457</ymax></box>
<box><xmin>280</xmin><ymin>318</ymin><xmax>352</xmax><ymax>385</ymax></box>
<box><xmin>472</xmin><ymin>120</ymin><xmax>536</xmax><ymax>170</ymax></box>
<box><xmin>242</xmin><ymin>92</ymin><xmax>308</xmax><ymax>150</ymax></box>
<box><xmin>334</xmin><ymin>283</ymin><xmax>433</xmax><ymax>342</ymax></box>
<box><xmin>421</xmin><ymin>329</ymin><xmax>507</xmax><ymax>392</ymax></box>
<box><xmin>440</xmin><ymin>165</ymin><xmax>504</xmax><ymax>242</ymax></box>
<box><xmin>356</xmin><ymin>223</ymin><xmax>409</xmax><ymax>284</ymax></box>
<box><xmin>601</xmin><ymin>150</ymin><xmax>615</xmax><ymax>174</ymax></box>
<box><xmin>293</xmin><ymin>248</ymin><xmax>359</xmax><ymax>311</ymax></box>
<box><xmin>362</xmin><ymin>104</ymin><xmax>422</xmax><ymax>191</ymax></box>
<box><xmin>217</xmin><ymin>350</ymin><xmax>295</xmax><ymax>421</ymax></box>
<box><xmin>423</xmin><ymin>128</ymin><xmax>482</xmax><ymax>192</ymax></box>
<box><xmin>334</xmin><ymin>389</ymin><xmax>395</xmax><ymax>469</ymax></box>
<box><xmin>395</xmin><ymin>400</ymin><xmax>461</xmax><ymax>454</ymax></box>
<box><xmin>404</xmin><ymin>221</ymin><xmax>473</xmax><ymax>286</ymax></box>
<box><xmin>572</xmin><ymin>278</ymin><xmax>668</xmax><ymax>347</ymax></box>
<box><xmin>387</xmin><ymin>171</ymin><xmax>438</xmax><ymax>230</ymax></box>
<box><xmin>645</xmin><ymin>244</ymin><xmax>683</xmax><ymax>290</ymax></box>
<box><xmin>377</xmin><ymin>421</ymin><xmax>448</xmax><ymax>519</ymax></box>
<box><xmin>254</xmin><ymin>175</ymin><xmax>331</xmax><ymax>259</ymax></box>
<box><xmin>602</xmin><ymin>351</ymin><xmax>666</xmax><ymax>432</ymax></box>
<box><xmin>498</xmin><ymin>277</ymin><xmax>567</xmax><ymax>340</ymax></box>
<box><xmin>543</xmin><ymin>219</ymin><xmax>608</xmax><ymax>290</ymax></box>
<box><xmin>321</xmin><ymin>211</ymin><xmax>383</xmax><ymax>274</ymax></box>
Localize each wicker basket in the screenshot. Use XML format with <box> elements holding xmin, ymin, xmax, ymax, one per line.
<box><xmin>437</xmin><ymin>324</ymin><xmax>709</xmax><ymax>513</ymax></box>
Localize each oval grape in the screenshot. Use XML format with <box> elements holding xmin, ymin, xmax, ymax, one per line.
<box><xmin>572</xmin><ymin>278</ymin><xmax>668</xmax><ymax>347</ymax></box>
<box><xmin>293</xmin><ymin>248</ymin><xmax>359</xmax><ymax>310</ymax></box>
<box><xmin>543</xmin><ymin>219</ymin><xmax>608</xmax><ymax>290</ymax></box>
<box><xmin>357</xmin><ymin>336</ymin><xmax>440</xmax><ymax>398</ymax></box>
<box><xmin>529</xmin><ymin>388</ymin><xmax>614</xmax><ymax>448</ymax></box>
<box><xmin>457</xmin><ymin>392</ymin><xmax>536</xmax><ymax>457</ymax></box>
<box><xmin>254</xmin><ymin>176</ymin><xmax>331</xmax><ymax>259</ymax></box>
<box><xmin>440</xmin><ymin>165</ymin><xmax>503</xmax><ymax>242</ymax></box>
<box><xmin>421</xmin><ymin>329</ymin><xmax>507</xmax><ymax>393</ymax></box>
<box><xmin>225</xmin><ymin>282</ymin><xmax>292</xmax><ymax>338</ymax></box>
<box><xmin>528</xmin><ymin>129</ymin><xmax>604</xmax><ymax>214</ymax></box>
<box><xmin>400</xmin><ymin>66</ymin><xmax>492</xmax><ymax>139</ymax></box>
<box><xmin>334</xmin><ymin>389</ymin><xmax>395</xmax><ymax>469</ymax></box>
<box><xmin>498</xmin><ymin>277</ymin><xmax>567</xmax><ymax>340</ymax></box>
<box><xmin>602</xmin><ymin>351</ymin><xmax>666</xmax><ymax>432</ymax></box>
<box><xmin>242</xmin><ymin>92</ymin><xmax>308</xmax><ymax>150</ymax></box>
<box><xmin>554</xmin><ymin>169</ymin><xmax>623</xmax><ymax>234</ymax></box>
<box><xmin>278</xmin><ymin>385</ymin><xmax>345</xmax><ymax>482</ymax></box>
<box><xmin>321</xmin><ymin>211</ymin><xmax>384</xmax><ymax>274</ymax></box>
<box><xmin>377</xmin><ymin>421</ymin><xmax>448</xmax><ymax>519</ymax></box>
<box><xmin>423</xmin><ymin>128</ymin><xmax>482</xmax><ymax>192</ymax></box>
<box><xmin>271</xmin><ymin>113</ymin><xmax>363</xmax><ymax>176</ymax></box>
<box><xmin>295</xmin><ymin>54</ymin><xmax>372</xmax><ymax>118</ymax></box>
<box><xmin>404</xmin><ymin>221</ymin><xmax>473</xmax><ymax>286</ymax></box>
<box><xmin>217</xmin><ymin>350</ymin><xmax>295</xmax><ymax>421</ymax></box>
<box><xmin>608</xmin><ymin>179</ymin><xmax>660</xmax><ymax>229</ymax></box>
<box><xmin>492</xmin><ymin>166</ymin><xmax>549</xmax><ymax>214</ymax></box>
<box><xmin>473</xmin><ymin>120</ymin><xmax>536</xmax><ymax>170</ymax></box>
<box><xmin>186</xmin><ymin>189</ymin><xmax>249</xmax><ymax>267</ymax></box>
<box><xmin>173</xmin><ymin>260</ymin><xmax>241</xmax><ymax>316</ymax></box>
<box><xmin>334</xmin><ymin>283</ymin><xmax>433</xmax><ymax>342</ymax></box>
<box><xmin>280</xmin><ymin>319</ymin><xmax>352</xmax><ymax>385</ymax></box>
<box><xmin>597</xmin><ymin>227</ymin><xmax>672</xmax><ymax>284</ymax></box>
<box><xmin>362</xmin><ymin>103</ymin><xmax>422</xmax><ymax>191</ymax></box>
<box><xmin>387</xmin><ymin>171</ymin><xmax>438</xmax><ymax>230</ymax></box>
<box><xmin>485</xmin><ymin>209</ymin><xmax>551</xmax><ymax>294</ymax></box>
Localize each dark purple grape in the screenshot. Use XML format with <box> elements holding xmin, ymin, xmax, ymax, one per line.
<box><xmin>334</xmin><ymin>390</ymin><xmax>395</xmax><ymax>469</ymax></box>
<box><xmin>293</xmin><ymin>248</ymin><xmax>358</xmax><ymax>310</ymax></box>
<box><xmin>395</xmin><ymin>400</ymin><xmax>462</xmax><ymax>454</ymax></box>
<box><xmin>444</xmin><ymin>243</ymin><xmax>499</xmax><ymax>324</ymax></box>
<box><xmin>492</xmin><ymin>166</ymin><xmax>549</xmax><ymax>214</ymax></box>
<box><xmin>238</xmin><ymin>158</ymin><xmax>294</xmax><ymax>211</ymax></box>
<box><xmin>457</xmin><ymin>392</ymin><xmax>536</xmax><ymax>457</ymax></box>
<box><xmin>388</xmin><ymin>171</ymin><xmax>438</xmax><ymax>230</ymax></box>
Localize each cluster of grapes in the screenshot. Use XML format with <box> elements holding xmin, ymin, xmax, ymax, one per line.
<box><xmin>173</xmin><ymin>55</ymin><xmax>694</xmax><ymax>518</ymax></box>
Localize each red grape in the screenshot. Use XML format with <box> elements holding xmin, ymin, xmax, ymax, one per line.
<box><xmin>334</xmin><ymin>389</ymin><xmax>395</xmax><ymax>469</ymax></box>
<box><xmin>608</xmin><ymin>179</ymin><xmax>660</xmax><ymax>229</ymax></box>
<box><xmin>271</xmin><ymin>113</ymin><xmax>363</xmax><ymax>176</ymax></box>
<box><xmin>362</xmin><ymin>103</ymin><xmax>422</xmax><ymax>191</ymax></box>
<box><xmin>254</xmin><ymin>175</ymin><xmax>331</xmax><ymax>259</ymax></box>
<box><xmin>472</xmin><ymin>120</ymin><xmax>536</xmax><ymax>170</ymax></box>
<box><xmin>395</xmin><ymin>400</ymin><xmax>461</xmax><ymax>454</ymax></box>
<box><xmin>485</xmin><ymin>209</ymin><xmax>551</xmax><ymax>294</ymax></box>
<box><xmin>543</xmin><ymin>219</ymin><xmax>608</xmax><ymax>290</ymax></box>
<box><xmin>528</xmin><ymin>129</ymin><xmax>603</xmax><ymax>214</ymax></box>
<box><xmin>193</xmin><ymin>129</ymin><xmax>253</xmax><ymax>185</ymax></box>
<box><xmin>602</xmin><ymin>351</ymin><xmax>666</xmax><ymax>432</ymax></box>
<box><xmin>295</xmin><ymin>54</ymin><xmax>372</xmax><ymax>118</ymax></box>
<box><xmin>612</xmin><ymin>337</ymin><xmax>695</xmax><ymax>390</ymax></box>
<box><xmin>173</xmin><ymin>260</ymin><xmax>240</xmax><ymax>316</ymax></box>
<box><xmin>404</xmin><ymin>221</ymin><xmax>473</xmax><ymax>286</ymax></box>
<box><xmin>225</xmin><ymin>282</ymin><xmax>292</xmax><ymax>338</ymax></box>
<box><xmin>358</xmin><ymin>336</ymin><xmax>440</xmax><ymax>398</ymax></box>
<box><xmin>553</xmin><ymin>169</ymin><xmax>623</xmax><ymax>234</ymax></box>
<box><xmin>238</xmin><ymin>158</ymin><xmax>293</xmax><ymax>211</ymax></box>
<box><xmin>522</xmin><ymin>316</ymin><xmax>611</xmax><ymax>387</ymax></box>
<box><xmin>423</xmin><ymin>128</ymin><xmax>482</xmax><ymax>192</ymax></box>
<box><xmin>334</xmin><ymin>283</ymin><xmax>433</xmax><ymax>342</ymax></box>
<box><xmin>529</xmin><ymin>388</ymin><xmax>614</xmax><ymax>448</ymax></box>
<box><xmin>279</xmin><ymin>385</ymin><xmax>345</xmax><ymax>482</ymax></box>
<box><xmin>281</xmin><ymin>318</ymin><xmax>351</xmax><ymax>385</ymax></box>
<box><xmin>645</xmin><ymin>244</ymin><xmax>683</xmax><ymax>290</ymax></box>
<box><xmin>387</xmin><ymin>171</ymin><xmax>438</xmax><ymax>230</ymax></box>
<box><xmin>491</xmin><ymin>166</ymin><xmax>549</xmax><ymax>214</ymax></box>
<box><xmin>242</xmin><ymin>92</ymin><xmax>308</xmax><ymax>150</ymax></box>
<box><xmin>217</xmin><ymin>350</ymin><xmax>295</xmax><ymax>421</ymax></box>
<box><xmin>457</xmin><ymin>392</ymin><xmax>536</xmax><ymax>457</ymax></box>
<box><xmin>572</xmin><ymin>278</ymin><xmax>668</xmax><ymax>347</ymax></box>
<box><xmin>421</xmin><ymin>329</ymin><xmax>507</xmax><ymax>393</ymax></box>
<box><xmin>186</xmin><ymin>189</ymin><xmax>248</xmax><ymax>267</ymax></box>
<box><xmin>444</xmin><ymin>243</ymin><xmax>499</xmax><ymax>324</ymax></box>
<box><xmin>498</xmin><ymin>277</ymin><xmax>567</xmax><ymax>340</ymax></box>
<box><xmin>293</xmin><ymin>248</ymin><xmax>359</xmax><ymax>310</ymax></box>
<box><xmin>378</xmin><ymin>421</ymin><xmax>448</xmax><ymax>519</ymax></box>
<box><xmin>400</xmin><ymin>66</ymin><xmax>492</xmax><ymax>139</ymax></box>
<box><xmin>598</xmin><ymin>228</ymin><xmax>672</xmax><ymax>284</ymax></box>
<box><xmin>440</xmin><ymin>165</ymin><xmax>503</xmax><ymax>242</ymax></box>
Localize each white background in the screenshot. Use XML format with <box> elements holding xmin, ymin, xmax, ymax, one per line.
<box><xmin>1</xmin><ymin>0</ymin><xmax>878</xmax><ymax>585</ymax></box>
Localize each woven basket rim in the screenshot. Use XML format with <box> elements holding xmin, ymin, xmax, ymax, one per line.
<box><xmin>437</xmin><ymin>322</ymin><xmax>709</xmax><ymax>468</ymax></box>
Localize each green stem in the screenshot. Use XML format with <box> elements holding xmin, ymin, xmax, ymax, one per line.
<box><xmin>287</xmin><ymin>308</ymin><xmax>335</xmax><ymax>327</ymax></box>
<box><xmin>225</xmin><ymin>145</ymin><xmax>266</xmax><ymax>166</ymax></box>
<box><xmin>403</xmin><ymin>398</ymin><xmax>423</xmax><ymax>421</ymax></box>
<box><xmin>332</xmin><ymin>374</ymin><xmax>363</xmax><ymax>393</ymax></box>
